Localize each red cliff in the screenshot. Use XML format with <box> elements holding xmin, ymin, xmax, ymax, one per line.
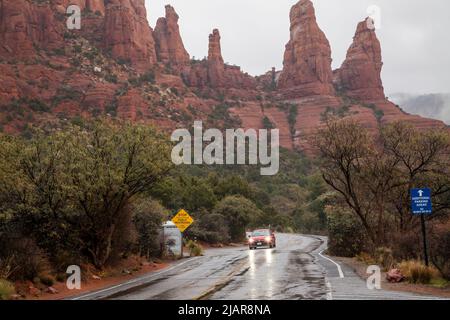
<box><xmin>103</xmin><ymin>0</ymin><xmax>157</xmax><ymax>71</ymax></box>
<box><xmin>0</xmin><ymin>0</ymin><xmax>446</xmax><ymax>153</ymax></box>
<box><xmin>52</xmin><ymin>0</ymin><xmax>105</xmax><ymax>14</ymax></box>
<box><xmin>154</xmin><ymin>5</ymin><xmax>190</xmax><ymax>69</ymax></box>
<box><xmin>86</xmin><ymin>0</ymin><xmax>106</xmax><ymax>15</ymax></box>
<box><xmin>277</xmin><ymin>0</ymin><xmax>335</xmax><ymax>98</ymax></box>
<box><xmin>0</xmin><ymin>0</ymin><xmax>63</xmax><ymax>59</ymax></box>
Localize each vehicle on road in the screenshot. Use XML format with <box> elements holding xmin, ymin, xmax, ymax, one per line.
<box><xmin>248</xmin><ymin>229</ymin><xmax>276</xmax><ymax>250</ymax></box>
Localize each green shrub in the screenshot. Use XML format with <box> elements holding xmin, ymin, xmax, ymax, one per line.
<box><xmin>105</xmin><ymin>73</ymin><xmax>118</xmax><ymax>83</ymax></box>
<box><xmin>213</xmin><ymin>196</ymin><xmax>263</xmax><ymax>242</ymax></box>
<box><xmin>55</xmin><ymin>274</ymin><xmax>66</xmax><ymax>283</ymax></box>
<box><xmin>140</xmin><ymin>70</ymin><xmax>155</xmax><ymax>84</ymax></box>
<box><xmin>186</xmin><ymin>240</ymin><xmax>203</xmax><ymax>257</ymax></box>
<box><xmin>0</xmin><ymin>279</ymin><xmax>15</xmax><ymax>300</ymax></box>
<box><xmin>38</xmin><ymin>274</ymin><xmax>55</xmax><ymax>287</ymax></box>
<box><xmin>132</xmin><ymin>198</ymin><xmax>166</xmax><ymax>259</ymax></box>
<box><xmin>262</xmin><ymin>116</ymin><xmax>275</xmax><ymax>130</ymax></box>
<box><xmin>326</xmin><ymin>205</ymin><xmax>367</xmax><ymax>257</ymax></box>
<box><xmin>28</xmin><ymin>99</ymin><xmax>50</xmax><ymax>113</ymax></box>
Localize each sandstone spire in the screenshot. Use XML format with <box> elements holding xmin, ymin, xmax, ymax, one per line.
<box><xmin>154</xmin><ymin>5</ymin><xmax>190</xmax><ymax>67</ymax></box>
<box><xmin>278</xmin><ymin>0</ymin><xmax>335</xmax><ymax>97</ymax></box>
<box><xmin>208</xmin><ymin>29</ymin><xmax>224</xmax><ymax>63</ymax></box>
<box><xmin>103</xmin><ymin>0</ymin><xmax>157</xmax><ymax>71</ymax></box>
<box><xmin>334</xmin><ymin>18</ymin><xmax>385</xmax><ymax>101</ymax></box>
<box><xmin>207</xmin><ymin>29</ymin><xmax>226</xmax><ymax>87</ymax></box>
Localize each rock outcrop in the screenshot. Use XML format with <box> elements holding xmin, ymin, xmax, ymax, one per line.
<box><xmin>86</xmin><ymin>0</ymin><xmax>106</xmax><ymax>15</ymax></box>
<box><xmin>0</xmin><ymin>0</ymin><xmax>446</xmax><ymax>155</ymax></box>
<box><xmin>154</xmin><ymin>5</ymin><xmax>190</xmax><ymax>68</ymax></box>
<box><xmin>207</xmin><ymin>29</ymin><xmax>226</xmax><ymax>88</ymax></box>
<box><xmin>51</xmin><ymin>0</ymin><xmax>105</xmax><ymax>15</ymax></box>
<box><xmin>0</xmin><ymin>0</ymin><xmax>63</xmax><ymax>59</ymax></box>
<box><xmin>334</xmin><ymin>18</ymin><xmax>385</xmax><ymax>101</ymax></box>
<box><xmin>278</xmin><ymin>0</ymin><xmax>335</xmax><ymax>98</ymax></box>
<box><xmin>103</xmin><ymin>0</ymin><xmax>157</xmax><ymax>71</ymax></box>
<box><xmin>182</xmin><ymin>29</ymin><xmax>256</xmax><ymax>91</ymax></box>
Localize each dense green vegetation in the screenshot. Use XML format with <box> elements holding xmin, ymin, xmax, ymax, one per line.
<box><xmin>0</xmin><ymin>119</ymin><xmax>328</xmax><ymax>287</ymax></box>
<box><xmin>150</xmin><ymin>146</ymin><xmax>329</xmax><ymax>243</ymax></box>
<box><xmin>0</xmin><ymin>119</ymin><xmax>173</xmax><ymax>282</ymax></box>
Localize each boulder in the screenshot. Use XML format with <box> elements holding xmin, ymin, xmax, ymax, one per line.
<box><xmin>386</xmin><ymin>268</ymin><xmax>405</xmax><ymax>283</ymax></box>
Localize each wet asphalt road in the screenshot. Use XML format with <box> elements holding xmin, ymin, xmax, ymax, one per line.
<box><xmin>72</xmin><ymin>234</ymin><xmax>329</xmax><ymax>300</ymax></box>
<box><xmin>71</xmin><ymin>234</ymin><xmax>447</xmax><ymax>300</ymax></box>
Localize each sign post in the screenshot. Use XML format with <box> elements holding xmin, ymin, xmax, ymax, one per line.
<box><xmin>172</xmin><ymin>209</ymin><xmax>195</xmax><ymax>258</ymax></box>
<box><xmin>410</xmin><ymin>188</ymin><xmax>432</xmax><ymax>266</ymax></box>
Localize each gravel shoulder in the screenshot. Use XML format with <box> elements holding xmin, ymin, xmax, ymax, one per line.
<box><xmin>331</xmin><ymin>256</ymin><xmax>450</xmax><ymax>299</ymax></box>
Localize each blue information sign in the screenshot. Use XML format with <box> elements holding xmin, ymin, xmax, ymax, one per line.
<box><xmin>411</xmin><ymin>188</ymin><xmax>432</xmax><ymax>215</ymax></box>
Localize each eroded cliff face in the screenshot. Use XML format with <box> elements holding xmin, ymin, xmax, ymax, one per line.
<box><xmin>0</xmin><ymin>0</ymin><xmax>64</xmax><ymax>59</ymax></box>
<box><xmin>0</xmin><ymin>0</ymin><xmax>445</xmax><ymax>154</ymax></box>
<box><xmin>52</xmin><ymin>0</ymin><xmax>105</xmax><ymax>14</ymax></box>
<box><xmin>103</xmin><ymin>0</ymin><xmax>157</xmax><ymax>71</ymax></box>
<box><xmin>277</xmin><ymin>0</ymin><xmax>335</xmax><ymax>98</ymax></box>
<box><xmin>154</xmin><ymin>5</ymin><xmax>190</xmax><ymax>69</ymax></box>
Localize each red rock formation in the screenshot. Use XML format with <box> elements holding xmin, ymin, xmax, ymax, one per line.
<box><xmin>334</xmin><ymin>18</ymin><xmax>385</xmax><ymax>101</ymax></box>
<box><xmin>154</xmin><ymin>5</ymin><xmax>190</xmax><ymax>68</ymax></box>
<box><xmin>0</xmin><ymin>0</ymin><xmax>63</xmax><ymax>59</ymax></box>
<box><xmin>278</xmin><ymin>0</ymin><xmax>335</xmax><ymax>98</ymax></box>
<box><xmin>52</xmin><ymin>0</ymin><xmax>86</xmax><ymax>14</ymax></box>
<box><xmin>333</xmin><ymin>18</ymin><xmax>446</xmax><ymax>131</ymax></box>
<box><xmin>182</xmin><ymin>29</ymin><xmax>256</xmax><ymax>91</ymax></box>
<box><xmin>229</xmin><ymin>102</ymin><xmax>292</xmax><ymax>150</ymax></box>
<box><xmin>86</xmin><ymin>0</ymin><xmax>105</xmax><ymax>15</ymax></box>
<box><xmin>206</xmin><ymin>29</ymin><xmax>226</xmax><ymax>88</ymax></box>
<box><xmin>50</xmin><ymin>0</ymin><xmax>105</xmax><ymax>16</ymax></box>
<box><xmin>0</xmin><ymin>0</ymin><xmax>446</xmax><ymax>155</ymax></box>
<box><xmin>103</xmin><ymin>0</ymin><xmax>157</xmax><ymax>71</ymax></box>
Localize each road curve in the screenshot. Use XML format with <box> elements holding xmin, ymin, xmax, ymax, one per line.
<box><xmin>70</xmin><ymin>234</ymin><xmax>447</xmax><ymax>300</ymax></box>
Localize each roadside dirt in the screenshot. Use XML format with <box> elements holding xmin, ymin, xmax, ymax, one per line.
<box><xmin>14</xmin><ymin>257</ymin><xmax>170</xmax><ymax>300</ymax></box>
<box><xmin>22</xmin><ymin>243</ymin><xmax>238</xmax><ymax>300</ymax></box>
<box><xmin>333</xmin><ymin>256</ymin><xmax>450</xmax><ymax>298</ymax></box>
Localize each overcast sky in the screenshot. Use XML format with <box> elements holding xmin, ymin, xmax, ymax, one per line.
<box><xmin>146</xmin><ymin>0</ymin><xmax>450</xmax><ymax>95</ymax></box>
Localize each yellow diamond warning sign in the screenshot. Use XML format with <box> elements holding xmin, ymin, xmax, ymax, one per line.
<box><xmin>172</xmin><ymin>209</ymin><xmax>194</xmax><ymax>233</ymax></box>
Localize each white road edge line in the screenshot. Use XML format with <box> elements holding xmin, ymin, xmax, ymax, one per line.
<box><xmin>324</xmin><ymin>277</ymin><xmax>333</xmax><ymax>300</ymax></box>
<box><xmin>319</xmin><ymin>250</ymin><xmax>344</xmax><ymax>279</ymax></box>
<box><xmin>70</xmin><ymin>258</ymin><xmax>197</xmax><ymax>300</ymax></box>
